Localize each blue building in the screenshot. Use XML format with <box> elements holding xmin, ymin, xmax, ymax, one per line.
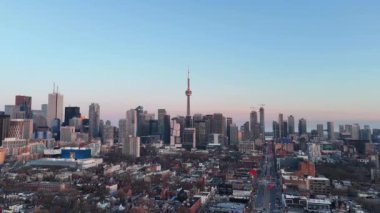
<box><xmin>61</xmin><ymin>148</ymin><xmax>91</xmax><ymax>160</ymax></box>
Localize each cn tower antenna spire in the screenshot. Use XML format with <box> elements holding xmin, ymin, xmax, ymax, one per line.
<box><xmin>185</xmin><ymin>67</ymin><xmax>192</xmax><ymax>117</ymax></box>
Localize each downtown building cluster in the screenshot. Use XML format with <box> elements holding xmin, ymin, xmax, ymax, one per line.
<box><xmin>0</xmin><ymin>76</ymin><xmax>380</xmax><ymax>212</ymax></box>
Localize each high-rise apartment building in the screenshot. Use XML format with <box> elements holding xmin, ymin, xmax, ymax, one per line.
<box><xmin>158</xmin><ymin>109</ymin><xmax>167</xmax><ymax>138</ymax></box>
<box><xmin>126</xmin><ymin>109</ymin><xmax>137</xmax><ymax>138</ymax></box>
<box><xmin>298</xmin><ymin>118</ymin><xmax>307</xmax><ymax>136</ymax></box>
<box><xmin>259</xmin><ymin>107</ymin><xmax>265</xmax><ymax>137</ymax></box>
<box><xmin>288</xmin><ymin>115</ymin><xmax>295</xmax><ymax>135</ymax></box>
<box><xmin>327</xmin><ymin>122</ymin><xmax>335</xmax><ymax>141</ymax></box>
<box><xmin>317</xmin><ymin>124</ymin><xmax>324</xmax><ymax>138</ymax></box>
<box><xmin>119</xmin><ymin>119</ymin><xmax>128</xmax><ymax>145</ymax></box>
<box><xmin>89</xmin><ymin>103</ymin><xmax>100</xmax><ymax>138</ymax></box>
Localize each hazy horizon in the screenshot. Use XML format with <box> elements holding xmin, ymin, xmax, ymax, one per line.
<box><xmin>1</xmin><ymin>1</ymin><xmax>379</xmax><ymax>129</ymax></box>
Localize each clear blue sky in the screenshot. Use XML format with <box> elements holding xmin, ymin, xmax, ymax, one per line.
<box><xmin>1</xmin><ymin>1</ymin><xmax>380</xmax><ymax>128</ymax></box>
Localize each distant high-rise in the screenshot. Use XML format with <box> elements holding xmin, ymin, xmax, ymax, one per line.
<box><xmin>298</xmin><ymin>118</ymin><xmax>307</xmax><ymax>136</ymax></box>
<box><xmin>288</xmin><ymin>115</ymin><xmax>295</xmax><ymax>135</ymax></box>
<box><xmin>250</xmin><ymin>111</ymin><xmax>259</xmax><ymax>139</ymax></box>
<box><xmin>64</xmin><ymin>107</ymin><xmax>81</xmax><ymax>126</ymax></box>
<box><xmin>351</xmin><ymin>124</ymin><xmax>360</xmax><ymax>140</ymax></box>
<box><xmin>327</xmin><ymin>122</ymin><xmax>335</xmax><ymax>140</ymax></box>
<box><xmin>170</xmin><ymin>119</ymin><xmax>181</xmax><ymax>147</ymax></box>
<box><xmin>15</xmin><ymin>95</ymin><xmax>33</xmax><ymax>119</ymax></box>
<box><xmin>194</xmin><ymin>120</ymin><xmax>207</xmax><ymax>149</ymax></box>
<box><xmin>126</xmin><ymin>109</ymin><xmax>137</xmax><ymax>138</ymax></box>
<box><xmin>4</xmin><ymin>105</ymin><xmax>15</xmax><ymax>117</ymax></box>
<box><xmin>212</xmin><ymin>113</ymin><xmax>226</xmax><ymax>136</ymax></box>
<box><xmin>47</xmin><ymin>89</ymin><xmax>64</xmax><ymax>128</ymax></box>
<box><xmin>158</xmin><ymin>109</ymin><xmax>167</xmax><ymax>138</ymax></box>
<box><xmin>273</xmin><ymin>121</ymin><xmax>279</xmax><ymax>139</ymax></box>
<box><xmin>102</xmin><ymin>120</ymin><xmax>114</xmax><ymax>145</ymax></box>
<box><xmin>317</xmin><ymin>124</ymin><xmax>324</xmax><ymax>137</ymax></box>
<box><xmin>278</xmin><ymin>113</ymin><xmax>284</xmax><ymax>138</ymax></box>
<box><xmin>259</xmin><ymin>107</ymin><xmax>265</xmax><ymax>137</ymax></box>
<box><xmin>123</xmin><ymin>136</ymin><xmax>140</xmax><ymax>158</ymax></box>
<box><xmin>226</xmin><ymin>117</ymin><xmax>233</xmax><ymax>144</ymax></box>
<box><xmin>89</xmin><ymin>103</ymin><xmax>100</xmax><ymax>139</ymax></box>
<box><xmin>183</xmin><ymin>128</ymin><xmax>196</xmax><ymax>150</ymax></box>
<box><xmin>242</xmin><ymin>121</ymin><xmax>250</xmax><ymax>141</ymax></box>
<box><xmin>229</xmin><ymin>124</ymin><xmax>239</xmax><ymax>145</ymax></box>
<box><xmin>0</xmin><ymin>115</ymin><xmax>10</xmax><ymax>144</ymax></box>
<box><xmin>163</xmin><ymin>115</ymin><xmax>171</xmax><ymax>144</ymax></box>
<box><xmin>119</xmin><ymin>119</ymin><xmax>128</xmax><ymax>145</ymax></box>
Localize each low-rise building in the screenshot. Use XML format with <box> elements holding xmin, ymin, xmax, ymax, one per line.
<box><xmin>307</xmin><ymin>176</ymin><xmax>330</xmax><ymax>196</ymax></box>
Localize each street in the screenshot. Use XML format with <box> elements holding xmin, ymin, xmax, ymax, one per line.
<box><xmin>253</xmin><ymin>141</ymin><xmax>283</xmax><ymax>213</ymax></box>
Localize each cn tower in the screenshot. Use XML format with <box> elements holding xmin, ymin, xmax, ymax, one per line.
<box><xmin>185</xmin><ymin>69</ymin><xmax>192</xmax><ymax>117</ymax></box>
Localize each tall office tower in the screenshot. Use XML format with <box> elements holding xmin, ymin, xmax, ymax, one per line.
<box><xmin>351</xmin><ymin>124</ymin><xmax>360</xmax><ymax>140</ymax></box>
<box><xmin>242</xmin><ymin>121</ymin><xmax>250</xmax><ymax>141</ymax></box>
<box><xmin>194</xmin><ymin>120</ymin><xmax>207</xmax><ymax>149</ymax></box>
<box><xmin>99</xmin><ymin>120</ymin><xmax>104</xmax><ymax>138</ymax></box>
<box><xmin>360</xmin><ymin>125</ymin><xmax>371</xmax><ymax>141</ymax></box>
<box><xmin>183</xmin><ymin>128</ymin><xmax>196</xmax><ymax>150</ymax></box>
<box><xmin>14</xmin><ymin>95</ymin><xmax>33</xmax><ymax>119</ymax></box>
<box><xmin>138</xmin><ymin>111</ymin><xmax>153</xmax><ymax>137</ymax></box>
<box><xmin>250</xmin><ymin>111</ymin><xmax>260</xmax><ymax>139</ymax></box>
<box><xmin>0</xmin><ymin>115</ymin><xmax>10</xmax><ymax>144</ymax></box>
<box><xmin>119</xmin><ymin>119</ymin><xmax>128</xmax><ymax>145</ymax></box>
<box><xmin>204</xmin><ymin>115</ymin><xmax>213</xmax><ymax>138</ymax></box>
<box><xmin>317</xmin><ymin>124</ymin><xmax>324</xmax><ymax>137</ymax></box>
<box><xmin>102</xmin><ymin>120</ymin><xmax>114</xmax><ymax>145</ymax></box>
<box><xmin>283</xmin><ymin>121</ymin><xmax>288</xmax><ymax>137</ymax></box>
<box><xmin>32</xmin><ymin>104</ymin><xmax>48</xmax><ymax>130</ymax></box>
<box><xmin>89</xmin><ymin>103</ymin><xmax>100</xmax><ymax>139</ymax></box>
<box><xmin>226</xmin><ymin>117</ymin><xmax>233</xmax><ymax>144</ymax></box>
<box><xmin>339</xmin><ymin>125</ymin><xmax>344</xmax><ymax>134</ymax></box>
<box><xmin>288</xmin><ymin>115</ymin><xmax>295</xmax><ymax>135</ymax></box>
<box><xmin>158</xmin><ymin>109</ymin><xmax>167</xmax><ymax>139</ymax></box>
<box><xmin>126</xmin><ymin>109</ymin><xmax>137</xmax><ymax>138</ymax></box>
<box><xmin>47</xmin><ymin>89</ymin><xmax>64</xmax><ymax>128</ymax></box>
<box><xmin>327</xmin><ymin>122</ymin><xmax>335</xmax><ymax>141</ymax></box>
<box><xmin>149</xmin><ymin>120</ymin><xmax>159</xmax><ymax>135</ymax></box>
<box><xmin>278</xmin><ymin>113</ymin><xmax>284</xmax><ymax>138</ymax></box>
<box><xmin>170</xmin><ymin>119</ymin><xmax>181</xmax><ymax>147</ymax></box>
<box><xmin>4</xmin><ymin>105</ymin><xmax>15</xmax><ymax>117</ymax></box>
<box><xmin>163</xmin><ymin>115</ymin><xmax>171</xmax><ymax>144</ymax></box>
<box><xmin>298</xmin><ymin>118</ymin><xmax>307</xmax><ymax>136</ymax></box>
<box><xmin>185</xmin><ymin>69</ymin><xmax>192</xmax><ymax>128</ymax></box>
<box><xmin>229</xmin><ymin>124</ymin><xmax>239</xmax><ymax>145</ymax></box>
<box><xmin>212</xmin><ymin>113</ymin><xmax>226</xmax><ymax>136</ymax></box>
<box><xmin>345</xmin><ymin>125</ymin><xmax>353</xmax><ymax>135</ymax></box>
<box><xmin>129</xmin><ymin>136</ymin><xmax>141</xmax><ymax>158</ymax></box>
<box><xmin>135</xmin><ymin>106</ymin><xmax>144</xmax><ymax>136</ymax></box>
<box><xmin>272</xmin><ymin>121</ymin><xmax>279</xmax><ymax>139</ymax></box>
<box><xmin>64</xmin><ymin>107</ymin><xmax>81</xmax><ymax>126</ymax></box>
<box><xmin>259</xmin><ymin>107</ymin><xmax>265</xmax><ymax>137</ymax></box>
<box><xmin>193</xmin><ymin>114</ymin><xmax>203</xmax><ymax>122</ymax></box>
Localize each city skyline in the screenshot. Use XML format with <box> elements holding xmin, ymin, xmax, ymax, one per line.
<box><xmin>1</xmin><ymin>1</ymin><xmax>380</xmax><ymax>127</ymax></box>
